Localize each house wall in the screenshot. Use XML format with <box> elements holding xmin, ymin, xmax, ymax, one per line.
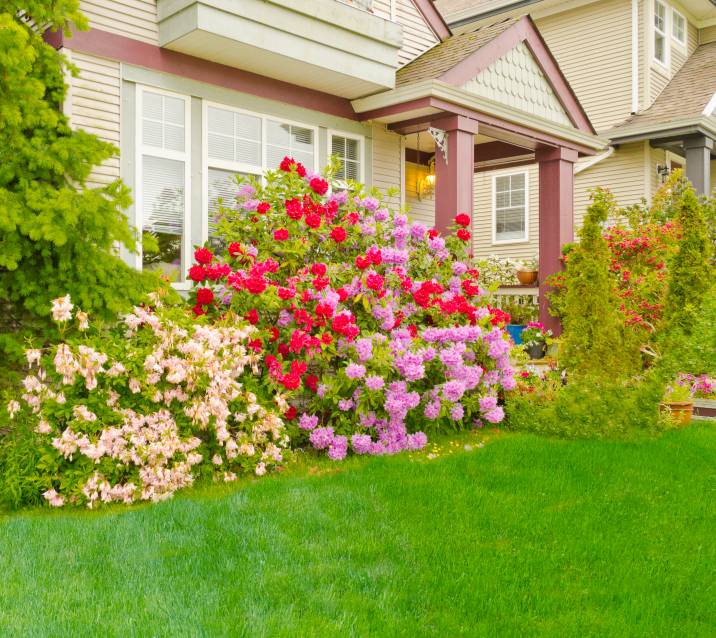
<box><xmin>373</xmin><ymin>1</ymin><xmax>440</xmax><ymax>66</ymax></box>
<box><xmin>404</xmin><ymin>162</ymin><xmax>435</xmax><ymax>226</ymax></box>
<box><xmin>371</xmin><ymin>124</ymin><xmax>403</xmax><ymax>208</ymax></box>
<box><xmin>536</xmin><ymin>0</ymin><xmax>633</xmax><ymax>132</ymax></box>
<box><xmin>79</xmin><ymin>0</ymin><xmax>158</xmax><ymax>44</ymax></box>
<box><xmin>700</xmin><ymin>24</ymin><xmax>716</xmax><ymax>44</ymax></box>
<box><xmin>65</xmin><ymin>50</ymin><xmax>121</xmax><ymax>188</ymax></box>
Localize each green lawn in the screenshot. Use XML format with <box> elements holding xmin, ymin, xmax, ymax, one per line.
<box><xmin>1</xmin><ymin>425</ymin><xmax>715</xmax><ymax>637</ymax></box>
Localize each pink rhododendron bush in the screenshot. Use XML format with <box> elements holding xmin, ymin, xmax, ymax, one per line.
<box><xmin>188</xmin><ymin>157</ymin><xmax>515</xmax><ymax>460</ymax></box>
<box><xmin>6</xmin><ymin>293</ymin><xmax>288</xmax><ymax>508</ymax></box>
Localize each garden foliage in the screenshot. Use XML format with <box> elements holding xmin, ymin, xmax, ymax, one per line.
<box><xmin>1</xmin><ymin>293</ymin><xmax>288</xmax><ymax>509</ymax></box>
<box><xmin>186</xmin><ymin>158</ymin><xmax>516</xmax><ymax>459</ymax></box>
<box><xmin>0</xmin><ymin>2</ymin><xmax>158</xmax><ymax>382</ymax></box>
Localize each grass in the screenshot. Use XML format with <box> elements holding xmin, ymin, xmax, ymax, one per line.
<box><xmin>1</xmin><ymin>425</ymin><xmax>715</xmax><ymax>637</ymax></box>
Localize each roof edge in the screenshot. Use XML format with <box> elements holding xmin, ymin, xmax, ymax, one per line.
<box><xmin>412</xmin><ymin>0</ymin><xmax>451</xmax><ymax>41</ymax></box>
<box><xmin>437</xmin><ymin>15</ymin><xmax>595</xmax><ymax>135</ymax></box>
<box><xmin>607</xmin><ymin>116</ymin><xmax>716</xmax><ymax>144</ymax></box>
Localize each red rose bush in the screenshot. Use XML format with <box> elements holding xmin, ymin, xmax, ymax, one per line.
<box><xmin>188</xmin><ymin>158</ymin><xmax>516</xmax><ymax>459</ymax></box>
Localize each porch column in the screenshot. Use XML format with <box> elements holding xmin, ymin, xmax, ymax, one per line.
<box><xmin>535</xmin><ymin>146</ymin><xmax>578</xmax><ymax>335</ymax></box>
<box><xmin>684</xmin><ymin>135</ymin><xmax>713</xmax><ymax>196</ymax></box>
<box><xmin>432</xmin><ymin>115</ymin><xmax>479</xmax><ymax>233</ymax></box>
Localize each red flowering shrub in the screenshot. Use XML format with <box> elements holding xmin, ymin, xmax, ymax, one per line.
<box><xmin>186</xmin><ymin>158</ymin><xmax>515</xmax><ymax>458</ymax></box>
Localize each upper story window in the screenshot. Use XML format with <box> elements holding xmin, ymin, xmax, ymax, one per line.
<box><xmin>653</xmin><ymin>0</ymin><xmax>668</xmax><ymax>67</ymax></box>
<box><xmin>493</xmin><ymin>171</ymin><xmax>528</xmax><ymax>244</ymax></box>
<box><xmin>330</xmin><ymin>132</ymin><xmax>363</xmax><ymax>182</ymax></box>
<box><xmin>672</xmin><ymin>9</ymin><xmax>686</xmax><ymax>46</ymax></box>
<box><xmin>137</xmin><ymin>87</ymin><xmax>190</xmax><ymax>284</ymax></box>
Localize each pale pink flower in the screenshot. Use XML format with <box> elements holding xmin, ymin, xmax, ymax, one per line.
<box><xmin>51</xmin><ymin>295</ymin><xmax>73</xmax><ymax>322</ymax></box>
<box><xmin>35</xmin><ymin>419</ymin><xmax>52</xmax><ymax>434</ymax></box>
<box><xmin>76</xmin><ymin>311</ymin><xmax>89</xmax><ymax>331</ymax></box>
<box><xmin>6</xmin><ymin>400</ymin><xmax>20</xmax><ymax>419</ymax></box>
<box><xmin>43</xmin><ymin>489</ymin><xmax>65</xmax><ymax>507</ymax></box>
<box><xmin>255</xmin><ymin>462</ymin><xmax>267</xmax><ymax>476</ymax></box>
<box><xmin>223</xmin><ymin>472</ymin><xmax>237</xmax><ymax>482</ymax></box>
<box><xmin>212</xmin><ymin>454</ymin><xmax>223</xmax><ymax>465</ymax></box>
<box><xmin>25</xmin><ymin>349</ymin><xmax>42</xmax><ymax>367</ymax></box>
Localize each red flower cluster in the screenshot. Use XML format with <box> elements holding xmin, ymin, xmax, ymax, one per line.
<box><xmin>279</xmin><ymin>157</ymin><xmax>307</xmax><ymax>177</ymax></box>
<box><xmin>454</xmin><ymin>213</ymin><xmax>470</xmax><ymax>227</ymax></box>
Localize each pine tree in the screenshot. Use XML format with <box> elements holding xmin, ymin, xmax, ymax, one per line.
<box><xmin>663</xmin><ymin>187</ymin><xmax>713</xmax><ymax>332</ymax></box>
<box><xmin>559</xmin><ymin>189</ymin><xmax>641</xmax><ymax>378</ymax></box>
<box><xmin>0</xmin><ymin>2</ymin><xmax>159</xmax><ymax>373</ymax></box>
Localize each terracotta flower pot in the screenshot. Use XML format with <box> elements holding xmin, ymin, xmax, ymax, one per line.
<box><xmin>516</xmin><ymin>270</ymin><xmax>538</xmax><ymax>285</ymax></box>
<box><xmin>661</xmin><ymin>401</ymin><xmax>694</xmax><ymax>426</ymax></box>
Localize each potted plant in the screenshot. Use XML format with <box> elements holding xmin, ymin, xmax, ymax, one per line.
<box><xmin>503</xmin><ymin>300</ymin><xmax>537</xmax><ymax>345</ymax></box>
<box><xmin>515</xmin><ymin>256</ymin><xmax>538</xmax><ymax>285</ymax></box>
<box><xmin>661</xmin><ymin>381</ymin><xmax>694</xmax><ymax>426</ymax></box>
<box><xmin>521</xmin><ymin>321</ymin><xmax>552</xmax><ymax>359</ymax></box>
<box><xmin>679</xmin><ymin>373</ymin><xmax>715</xmax><ymax>419</ymax></box>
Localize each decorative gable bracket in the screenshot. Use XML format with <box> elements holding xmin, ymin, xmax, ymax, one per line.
<box><xmin>428</xmin><ymin>127</ymin><xmax>448</xmax><ymax>163</ymax></box>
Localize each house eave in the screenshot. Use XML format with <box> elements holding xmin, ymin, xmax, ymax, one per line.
<box><xmin>607</xmin><ymin>116</ymin><xmax>716</xmax><ymax>145</ymax></box>
<box><xmin>352</xmin><ymin>80</ymin><xmax>607</xmax><ymax>152</ymax></box>
<box><xmin>156</xmin><ymin>0</ymin><xmax>403</xmax><ymax>99</ymax></box>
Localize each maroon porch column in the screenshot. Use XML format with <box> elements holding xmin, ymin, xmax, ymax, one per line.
<box><xmin>433</xmin><ymin>115</ymin><xmax>479</xmax><ymax>233</ymax></box>
<box><xmin>535</xmin><ymin>146</ymin><xmax>578</xmax><ymax>335</ymax></box>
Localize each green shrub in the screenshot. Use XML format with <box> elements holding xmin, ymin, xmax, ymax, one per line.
<box><xmin>0</xmin><ymin>2</ymin><xmax>161</xmax><ymax>387</ymax></box>
<box><xmin>559</xmin><ymin>189</ymin><xmax>642</xmax><ymax>378</ymax></box>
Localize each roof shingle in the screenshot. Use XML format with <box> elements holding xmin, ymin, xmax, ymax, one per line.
<box><xmin>396</xmin><ymin>17</ymin><xmax>517</xmax><ymax>87</ymax></box>
<box><xmin>610</xmin><ymin>41</ymin><xmax>716</xmax><ymax>133</ymax></box>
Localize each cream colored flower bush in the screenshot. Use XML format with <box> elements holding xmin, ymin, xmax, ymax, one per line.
<box><xmin>7</xmin><ymin>294</ymin><xmax>289</xmax><ymax>508</ymax></box>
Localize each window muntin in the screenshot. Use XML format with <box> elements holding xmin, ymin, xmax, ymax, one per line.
<box><xmin>138</xmin><ymin>88</ymin><xmax>189</xmax><ymax>284</ymax></box>
<box><xmin>330</xmin><ymin>133</ymin><xmax>362</xmax><ymax>181</ymax></box>
<box><xmin>493</xmin><ymin>172</ymin><xmax>528</xmax><ymax>243</ymax></box>
<box><xmin>653</xmin><ymin>0</ymin><xmax>668</xmax><ymax>66</ymax></box>
<box><xmin>672</xmin><ymin>9</ymin><xmax>686</xmax><ymax>45</ymax></box>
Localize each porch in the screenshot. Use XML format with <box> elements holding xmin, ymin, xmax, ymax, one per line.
<box><xmin>352</xmin><ymin>16</ymin><xmax>607</xmax><ymax>332</ymax></box>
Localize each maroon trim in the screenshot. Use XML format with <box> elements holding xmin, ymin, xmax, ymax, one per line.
<box><xmin>43</xmin><ymin>28</ymin><xmax>65</xmax><ymax>49</ymax></box>
<box><xmin>427</xmin><ymin>97</ymin><xmax>597</xmax><ymax>155</ymax></box>
<box><xmin>474</xmin><ymin>157</ymin><xmax>534</xmax><ymax>173</ymax></box>
<box><xmin>404</xmin><ymin>148</ymin><xmax>433</xmax><ymax>165</ymax></box>
<box><xmin>411</xmin><ymin>0</ymin><xmax>451</xmax><ymax>41</ymax></box>
<box><xmin>388</xmin><ymin>113</ymin><xmax>442</xmax><ymax>135</ymax></box>
<box><xmin>61</xmin><ymin>28</ymin><xmax>358</xmax><ymax>120</ymax></box>
<box><xmin>474</xmin><ymin>141</ymin><xmax>533</xmax><ymax>162</ymax></box>
<box><xmin>359</xmin><ymin>97</ymin><xmax>434</xmax><ymax>122</ymax></box>
<box><xmin>438</xmin><ymin>16</ymin><xmax>594</xmax><ymax>134</ymax></box>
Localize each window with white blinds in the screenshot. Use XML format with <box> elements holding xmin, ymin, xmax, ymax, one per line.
<box><xmin>207</xmin><ymin>106</ymin><xmax>262</xmax><ymax>169</ymax></box>
<box><xmin>138</xmin><ymin>88</ymin><xmax>189</xmax><ymax>283</ymax></box>
<box><xmin>266</xmin><ymin>120</ymin><xmax>315</xmax><ymax>169</ymax></box>
<box><xmin>330</xmin><ymin>133</ymin><xmax>362</xmax><ymax>181</ymax></box>
<box><xmin>493</xmin><ymin>172</ymin><xmax>528</xmax><ymax>243</ymax></box>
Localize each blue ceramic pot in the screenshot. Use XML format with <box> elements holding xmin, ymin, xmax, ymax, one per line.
<box><xmin>506</xmin><ymin>324</ymin><xmax>526</xmax><ymax>345</ymax></box>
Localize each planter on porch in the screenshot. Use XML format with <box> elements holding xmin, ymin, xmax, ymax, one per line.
<box><xmin>660</xmin><ymin>401</ymin><xmax>694</xmax><ymax>426</ymax></box>
<box><xmin>506</xmin><ymin>324</ymin><xmax>526</xmax><ymax>344</ymax></box>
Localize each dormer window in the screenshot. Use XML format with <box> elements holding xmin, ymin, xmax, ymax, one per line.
<box><xmin>653</xmin><ymin>0</ymin><xmax>668</xmax><ymax>67</ymax></box>
<box><xmin>672</xmin><ymin>9</ymin><xmax>686</xmax><ymax>46</ymax></box>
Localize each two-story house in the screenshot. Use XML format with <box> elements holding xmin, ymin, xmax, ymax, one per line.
<box><xmin>44</xmin><ymin>0</ymin><xmax>620</xmax><ymax>329</ymax></box>
<box><xmin>434</xmin><ymin>0</ymin><xmax>716</xmax><ymax>263</ymax></box>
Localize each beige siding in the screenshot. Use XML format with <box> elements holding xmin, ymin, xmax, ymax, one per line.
<box><xmin>374</xmin><ymin>0</ymin><xmax>439</xmax><ymax>66</ymax></box>
<box><xmin>472</xmin><ymin>165</ymin><xmax>539</xmax><ymax>261</ymax></box>
<box><xmin>574</xmin><ymin>143</ymin><xmax>647</xmax><ymax>222</ymax></box>
<box><xmin>371</xmin><ymin>124</ymin><xmax>403</xmax><ymax>208</ymax></box>
<box><xmin>79</xmin><ymin>0</ymin><xmax>158</xmax><ymax>44</ymax></box>
<box><xmin>700</xmin><ymin>24</ymin><xmax>716</xmax><ymax>44</ymax></box>
<box><xmin>67</xmin><ymin>50</ymin><xmax>121</xmax><ymax>188</ymax></box>
<box><xmin>404</xmin><ymin>162</ymin><xmax>435</xmax><ymax>226</ymax></box>
<box><xmin>536</xmin><ymin>0</ymin><xmax>633</xmax><ymax>132</ymax></box>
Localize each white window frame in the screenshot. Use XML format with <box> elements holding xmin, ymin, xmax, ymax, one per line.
<box><xmin>327</xmin><ymin>129</ymin><xmax>365</xmax><ymax>184</ymax></box>
<box><xmin>201</xmin><ymin>100</ymin><xmax>319</xmax><ymax>243</ymax></box>
<box><xmin>652</xmin><ymin>0</ymin><xmax>670</xmax><ymax>70</ymax></box>
<box><xmin>671</xmin><ymin>7</ymin><xmax>687</xmax><ymax>48</ymax></box>
<box><xmin>135</xmin><ymin>85</ymin><xmax>192</xmax><ymax>289</ymax></box>
<box><xmin>491</xmin><ymin>169</ymin><xmax>529</xmax><ymax>245</ymax></box>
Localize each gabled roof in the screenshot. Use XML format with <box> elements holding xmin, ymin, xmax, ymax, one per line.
<box><xmin>609</xmin><ymin>41</ymin><xmax>716</xmax><ymax>141</ymax></box>
<box><xmin>395</xmin><ymin>15</ymin><xmax>594</xmax><ymax>133</ymax></box>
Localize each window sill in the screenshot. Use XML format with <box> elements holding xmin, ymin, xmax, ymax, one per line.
<box><xmin>651</xmin><ymin>60</ymin><xmax>671</xmax><ymax>79</ymax></box>
<box><xmin>491</xmin><ymin>238</ymin><xmax>531</xmax><ymax>246</ymax></box>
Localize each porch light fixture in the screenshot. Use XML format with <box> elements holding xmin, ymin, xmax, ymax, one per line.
<box><xmin>416</xmin><ymin>131</ymin><xmax>436</xmax><ymax>201</ymax></box>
